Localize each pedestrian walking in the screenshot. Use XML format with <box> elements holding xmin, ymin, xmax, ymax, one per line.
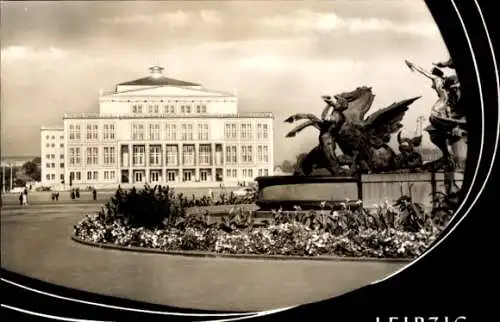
<box><xmin>55</xmin><ymin>192</ymin><xmax>59</xmax><ymax>201</ymax></box>
<box><xmin>92</xmin><ymin>188</ymin><xmax>97</xmax><ymax>201</ymax></box>
<box><xmin>22</xmin><ymin>192</ymin><xmax>28</xmax><ymax>206</ymax></box>
<box><xmin>71</xmin><ymin>189</ymin><xmax>75</xmax><ymax>200</ymax></box>
<box><xmin>75</xmin><ymin>188</ymin><xmax>80</xmax><ymax>199</ymax></box>
<box><xmin>51</xmin><ymin>193</ymin><xmax>55</xmax><ymax>202</ymax></box>
<box><xmin>19</xmin><ymin>193</ymin><xmax>23</xmax><ymax>205</ymax></box>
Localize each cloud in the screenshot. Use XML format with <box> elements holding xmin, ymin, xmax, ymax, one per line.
<box><xmin>255</xmin><ymin>9</ymin><xmax>439</xmax><ymax>38</ymax></box>
<box><xmin>1</xmin><ymin>46</ymin><xmax>66</xmax><ymax>62</ymax></box>
<box><xmin>99</xmin><ymin>9</ymin><xmax>223</xmax><ymax>29</ymax></box>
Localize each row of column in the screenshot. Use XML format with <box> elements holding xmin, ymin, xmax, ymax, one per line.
<box><xmin>120</xmin><ymin>143</ymin><xmax>224</xmax><ymax>168</ymax></box>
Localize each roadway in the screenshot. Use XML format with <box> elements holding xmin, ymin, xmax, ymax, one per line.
<box><xmin>1</xmin><ymin>200</ymin><xmax>407</xmax><ymax>311</ymax></box>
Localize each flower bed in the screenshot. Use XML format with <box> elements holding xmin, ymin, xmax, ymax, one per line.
<box><xmin>72</xmin><ymin>185</ymin><xmax>453</xmax><ymax>259</ymax></box>
<box><xmin>74</xmin><ymin>215</ymin><xmax>438</xmax><ymax>258</ymax></box>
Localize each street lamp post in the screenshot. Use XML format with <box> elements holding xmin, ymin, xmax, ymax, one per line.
<box><xmin>2</xmin><ymin>163</ymin><xmax>5</xmax><ymax>193</ymax></box>
<box><xmin>10</xmin><ymin>162</ymin><xmax>13</xmax><ymax>191</ymax></box>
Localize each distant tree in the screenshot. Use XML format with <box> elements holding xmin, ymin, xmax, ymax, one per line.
<box><xmin>22</xmin><ymin>159</ymin><xmax>41</xmax><ymax>181</ymax></box>
<box><xmin>32</xmin><ymin>157</ymin><xmax>41</xmax><ymax>165</ymax></box>
<box><xmin>14</xmin><ymin>178</ymin><xmax>26</xmax><ymax>187</ymax></box>
<box><xmin>292</xmin><ymin>153</ymin><xmax>308</xmax><ymax>172</ymax></box>
<box><xmin>280</xmin><ymin>160</ymin><xmax>294</xmax><ymax>173</ymax></box>
<box><xmin>0</xmin><ymin>166</ymin><xmax>20</xmax><ymax>189</ymax></box>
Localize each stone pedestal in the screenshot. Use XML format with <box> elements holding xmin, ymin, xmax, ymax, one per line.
<box><xmin>255</xmin><ymin>171</ymin><xmax>464</xmax><ymax>211</ymax></box>
<box><xmin>255</xmin><ymin>175</ymin><xmax>361</xmax><ymax>210</ymax></box>
<box><xmin>451</xmin><ymin>137</ymin><xmax>467</xmax><ymax>169</ymax></box>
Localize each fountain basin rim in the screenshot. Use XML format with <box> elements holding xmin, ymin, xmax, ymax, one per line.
<box><xmin>71</xmin><ymin>235</ymin><xmax>412</xmax><ymax>263</ymax></box>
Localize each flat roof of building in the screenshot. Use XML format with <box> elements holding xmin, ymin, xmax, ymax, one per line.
<box><xmin>40</xmin><ymin>126</ymin><xmax>64</xmax><ymax>131</ymax></box>
<box><xmin>63</xmin><ymin>112</ymin><xmax>274</xmax><ymax>119</ymax></box>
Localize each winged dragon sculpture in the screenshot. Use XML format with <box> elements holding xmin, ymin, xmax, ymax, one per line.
<box><xmin>285</xmin><ymin>86</ymin><xmax>421</xmax><ymax>176</ymax></box>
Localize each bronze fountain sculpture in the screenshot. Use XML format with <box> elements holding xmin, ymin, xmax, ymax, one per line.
<box><xmin>285</xmin><ymin>86</ymin><xmax>421</xmax><ymax>176</ymax></box>
<box><xmin>254</xmin><ymin>57</ymin><xmax>465</xmax><ymax>211</ymax></box>
<box><xmin>405</xmin><ymin>59</ymin><xmax>466</xmax><ymax>171</ymax></box>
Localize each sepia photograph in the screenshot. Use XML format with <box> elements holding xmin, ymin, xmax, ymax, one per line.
<box><xmin>1</xmin><ymin>0</ymin><xmax>480</xmax><ymax>319</ymax></box>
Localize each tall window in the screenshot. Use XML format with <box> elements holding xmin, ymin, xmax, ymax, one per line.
<box><xmin>149</xmin><ymin>145</ymin><xmax>162</xmax><ymax>166</ymax></box>
<box><xmin>182</xmin><ymin>145</ymin><xmax>195</xmax><ymax>166</ymax></box>
<box><xmin>226</xmin><ymin>168</ymin><xmax>237</xmax><ymax>178</ymax></box>
<box><xmin>103</xmin><ymin>124</ymin><xmax>115</xmax><ymax>140</ymax></box>
<box><xmin>257</xmin><ymin>145</ymin><xmax>269</xmax><ymax>162</ymax></box>
<box><xmin>183</xmin><ymin>170</ymin><xmax>193</xmax><ymax>182</ymax></box>
<box><xmin>242</xmin><ymin>169</ymin><xmax>254</xmax><ymax>178</ymax></box>
<box><xmin>71</xmin><ymin>171</ymin><xmax>81</xmax><ymax>181</ymax></box>
<box><xmin>132</xmin><ymin>123</ymin><xmax>145</xmax><ymax>140</ymax></box>
<box><xmin>240</xmin><ymin>123</ymin><xmax>252</xmax><ymax>140</ymax></box>
<box><xmin>225</xmin><ymin>145</ymin><xmax>237</xmax><ymax>164</ymax></box>
<box><xmin>104</xmin><ymin>171</ymin><xmax>115</xmax><ymax>180</ymax></box>
<box><xmin>166</xmin><ymin>145</ymin><xmax>178</xmax><ymax>166</ymax></box>
<box><xmin>231</xmin><ymin>124</ymin><xmax>237</xmax><ymax>139</ymax></box>
<box><xmin>87</xmin><ymin>171</ymin><xmax>98</xmax><ymax>180</ymax></box>
<box><xmin>198</xmin><ymin>123</ymin><xmax>209</xmax><ymax>141</ymax></box>
<box><xmin>69</xmin><ymin>125</ymin><xmax>81</xmax><ymax>140</ymax></box>
<box><xmin>147</xmin><ymin>104</ymin><xmax>159</xmax><ymax>114</ymax></box>
<box><xmin>148</xmin><ymin>123</ymin><xmax>161</xmax><ymax>140</ymax></box>
<box><xmin>69</xmin><ymin>148</ymin><xmax>81</xmax><ymax>166</ymax></box>
<box><xmin>167</xmin><ymin>171</ymin><xmax>177</xmax><ymax>181</ymax></box>
<box><xmin>164</xmin><ymin>104</ymin><xmax>175</xmax><ymax>114</ymax></box>
<box><xmin>132</xmin><ymin>104</ymin><xmax>143</xmax><ymax>113</ymax></box>
<box><xmin>225</xmin><ymin>123</ymin><xmax>237</xmax><ymax>139</ymax></box>
<box><xmin>241</xmin><ymin>145</ymin><xmax>253</xmax><ymax>163</ymax></box>
<box><xmin>199</xmin><ymin>145</ymin><xmax>211</xmax><ymax>166</ymax></box>
<box><xmin>132</xmin><ymin>145</ymin><xmax>145</xmax><ymax>166</ymax></box>
<box><xmin>86</xmin><ymin>147</ymin><xmax>99</xmax><ymax>165</ymax></box>
<box><xmin>166</xmin><ymin>123</ymin><xmax>176</xmax><ymax>140</ymax></box>
<box><xmin>86</xmin><ymin>124</ymin><xmax>98</xmax><ymax>140</ymax></box>
<box><xmin>200</xmin><ymin>169</ymin><xmax>210</xmax><ymax>181</ymax></box>
<box><xmin>103</xmin><ymin>147</ymin><xmax>116</xmax><ymax>165</ymax></box>
<box><xmin>257</xmin><ymin>123</ymin><xmax>269</xmax><ymax>139</ymax></box>
<box><xmin>181</xmin><ymin>124</ymin><xmax>193</xmax><ymax>141</ymax></box>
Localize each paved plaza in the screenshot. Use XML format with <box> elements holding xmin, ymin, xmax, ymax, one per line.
<box><xmin>1</xmin><ymin>200</ymin><xmax>407</xmax><ymax>311</ymax></box>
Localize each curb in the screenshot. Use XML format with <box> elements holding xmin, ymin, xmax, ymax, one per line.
<box><xmin>71</xmin><ymin>235</ymin><xmax>413</xmax><ymax>263</ymax></box>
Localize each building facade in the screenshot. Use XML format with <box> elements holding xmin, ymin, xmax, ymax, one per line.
<box><xmin>41</xmin><ymin>66</ymin><xmax>274</xmax><ymax>189</ymax></box>
<box><xmin>40</xmin><ymin>126</ymin><xmax>65</xmax><ymax>189</ymax></box>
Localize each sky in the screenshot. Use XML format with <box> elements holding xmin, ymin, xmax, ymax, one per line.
<box><xmin>1</xmin><ymin>0</ymin><xmax>452</xmax><ymax>164</ymax></box>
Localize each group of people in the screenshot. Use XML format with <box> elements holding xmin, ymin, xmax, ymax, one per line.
<box><xmin>18</xmin><ymin>188</ymin><xmax>29</xmax><ymax>206</ymax></box>
<box><xmin>51</xmin><ymin>191</ymin><xmax>60</xmax><ymax>201</ymax></box>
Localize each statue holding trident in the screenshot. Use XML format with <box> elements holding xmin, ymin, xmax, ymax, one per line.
<box><xmin>405</xmin><ymin>59</ymin><xmax>466</xmax><ymax>171</ymax></box>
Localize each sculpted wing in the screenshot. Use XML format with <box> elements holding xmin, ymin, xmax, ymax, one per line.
<box><xmin>362</xmin><ymin>96</ymin><xmax>421</xmax><ymax>141</ymax></box>
<box><xmin>340</xmin><ymin>86</ymin><xmax>376</xmax><ymax>124</ymax></box>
